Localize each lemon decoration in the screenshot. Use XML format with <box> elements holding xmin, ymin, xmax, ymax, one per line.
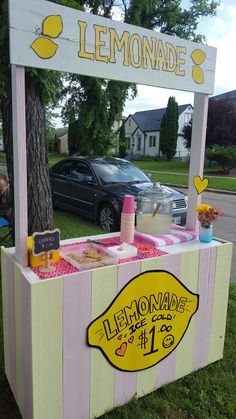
<box><xmin>88</xmin><ymin>270</ymin><xmax>199</xmax><ymax>371</ymax></box>
<box><xmin>31</xmin><ymin>38</ymin><xmax>58</xmax><ymax>59</ymax></box>
<box><xmin>191</xmin><ymin>49</ymin><xmax>206</xmax><ymax>65</ymax></box>
<box><xmin>42</xmin><ymin>15</ymin><xmax>63</xmax><ymax>38</ymax></box>
<box><xmin>192</xmin><ymin>65</ymin><xmax>204</xmax><ymax>84</ymax></box>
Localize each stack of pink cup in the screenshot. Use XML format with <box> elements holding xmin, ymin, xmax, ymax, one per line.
<box><xmin>120</xmin><ymin>195</ymin><xmax>135</xmax><ymax>244</ymax></box>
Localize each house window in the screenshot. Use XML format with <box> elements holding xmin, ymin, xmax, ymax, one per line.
<box><xmin>128</xmin><ymin>118</ymin><xmax>131</xmax><ymax>126</ymax></box>
<box><xmin>149</xmin><ymin>136</ymin><xmax>156</xmax><ymax>147</ymax></box>
<box><xmin>184</xmin><ymin>113</ymin><xmax>192</xmax><ymax>124</ymax></box>
<box><xmin>137</xmin><ymin>136</ymin><xmax>141</xmax><ymax>151</ymax></box>
<box><xmin>126</xmin><ymin>137</ymin><xmax>130</xmax><ymax>148</ymax></box>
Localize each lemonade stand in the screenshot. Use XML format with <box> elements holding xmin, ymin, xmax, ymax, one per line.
<box><xmin>1</xmin><ymin>1</ymin><xmax>233</xmax><ymax>418</ymax></box>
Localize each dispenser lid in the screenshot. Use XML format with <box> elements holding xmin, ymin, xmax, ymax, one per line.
<box><xmin>138</xmin><ymin>182</ymin><xmax>172</xmax><ymax>201</ymax></box>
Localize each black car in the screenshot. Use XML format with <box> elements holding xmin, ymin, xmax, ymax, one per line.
<box><xmin>50</xmin><ymin>157</ymin><xmax>188</xmax><ymax>231</ymax></box>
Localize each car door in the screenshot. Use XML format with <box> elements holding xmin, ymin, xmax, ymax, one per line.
<box><xmin>52</xmin><ymin>159</ymin><xmax>100</xmax><ymax>217</ymax></box>
<box><xmin>51</xmin><ymin>159</ymin><xmax>77</xmax><ymax>210</ymax></box>
<box><xmin>66</xmin><ymin>161</ymin><xmax>100</xmax><ymax>218</ymax></box>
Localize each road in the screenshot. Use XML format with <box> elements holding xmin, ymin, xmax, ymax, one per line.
<box><xmin>177</xmin><ymin>187</ymin><xmax>236</xmax><ymax>283</ymax></box>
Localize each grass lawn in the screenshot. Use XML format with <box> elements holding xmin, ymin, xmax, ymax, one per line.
<box><xmin>149</xmin><ymin>172</ymin><xmax>236</xmax><ymax>192</ymax></box>
<box><xmin>0</xmin><ymin>212</ymin><xmax>236</xmax><ymax>418</ymax></box>
<box><xmin>133</xmin><ymin>161</ymin><xmax>236</xmax><ymax>192</ymax></box>
<box><xmin>54</xmin><ymin>209</ymin><xmax>103</xmax><ymax>239</ymax></box>
<box><xmin>0</xmin><ymin>152</ymin><xmax>6</xmax><ymax>164</ymax></box>
<box><xmin>133</xmin><ymin>160</ymin><xmax>236</xmax><ymax>177</ymax></box>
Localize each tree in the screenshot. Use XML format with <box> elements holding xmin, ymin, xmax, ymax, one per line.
<box><xmin>46</xmin><ymin>110</ymin><xmax>58</xmax><ymax>153</ymax></box>
<box><xmin>206</xmin><ymin>99</ymin><xmax>236</xmax><ymax>147</ymax></box>
<box><xmin>68</xmin><ymin>119</ymin><xmax>80</xmax><ymax>155</ymax></box>
<box><xmin>160</xmin><ymin>96</ymin><xmax>179</xmax><ymax>160</ymax></box>
<box><xmin>182</xmin><ymin>98</ymin><xmax>236</xmax><ymax>150</ymax></box>
<box><xmin>62</xmin><ymin>0</ymin><xmax>220</xmax><ymax>154</ymax></box>
<box><xmin>206</xmin><ymin>145</ymin><xmax>236</xmax><ymax>174</ymax></box>
<box><xmin>0</xmin><ymin>0</ymin><xmax>81</xmax><ymax>235</ymax></box>
<box><xmin>1</xmin><ymin>0</ymin><xmax>220</xmax><ymax>234</ymax></box>
<box><xmin>125</xmin><ymin>0</ymin><xmax>219</xmax><ymax>40</ymax></box>
<box><xmin>62</xmin><ymin>73</ymin><xmax>135</xmax><ymax>156</ymax></box>
<box><xmin>118</xmin><ymin>123</ymin><xmax>126</xmax><ymax>158</ymax></box>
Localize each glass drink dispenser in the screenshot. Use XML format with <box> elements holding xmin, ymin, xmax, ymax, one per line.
<box><xmin>136</xmin><ymin>183</ymin><xmax>173</xmax><ymax>235</ymax></box>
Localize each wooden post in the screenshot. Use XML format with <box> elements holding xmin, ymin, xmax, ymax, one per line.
<box><xmin>186</xmin><ymin>93</ymin><xmax>209</xmax><ymax>230</ymax></box>
<box><xmin>11</xmin><ymin>65</ymin><xmax>28</xmax><ymax>266</ymax></box>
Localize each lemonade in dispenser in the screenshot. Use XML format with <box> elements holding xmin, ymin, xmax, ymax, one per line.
<box><xmin>136</xmin><ymin>183</ymin><xmax>173</xmax><ymax>235</ymax></box>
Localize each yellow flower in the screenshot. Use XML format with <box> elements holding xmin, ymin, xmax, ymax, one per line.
<box><xmin>195</xmin><ymin>204</ymin><xmax>211</xmax><ymax>213</ymax></box>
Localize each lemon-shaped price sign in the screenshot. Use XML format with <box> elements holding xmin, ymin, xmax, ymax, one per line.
<box><xmin>88</xmin><ymin>270</ymin><xmax>199</xmax><ymax>372</ymax></box>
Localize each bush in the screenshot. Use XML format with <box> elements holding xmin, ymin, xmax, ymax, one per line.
<box><xmin>206</xmin><ymin>145</ymin><xmax>236</xmax><ymax>173</ymax></box>
<box><xmin>133</xmin><ymin>155</ymin><xmax>155</xmax><ymax>162</ymax></box>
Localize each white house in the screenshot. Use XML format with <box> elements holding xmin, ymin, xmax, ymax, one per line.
<box><xmin>123</xmin><ymin>104</ymin><xmax>193</xmax><ymax>159</ymax></box>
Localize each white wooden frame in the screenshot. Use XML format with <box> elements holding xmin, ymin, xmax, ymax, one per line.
<box><xmin>11</xmin><ymin>65</ymin><xmax>28</xmax><ymax>266</ymax></box>
<box><xmin>9</xmin><ymin>0</ymin><xmax>212</xmax><ymax>266</ymax></box>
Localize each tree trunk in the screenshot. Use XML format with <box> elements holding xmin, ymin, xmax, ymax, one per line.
<box><xmin>25</xmin><ymin>72</ymin><xmax>53</xmax><ymax>234</ymax></box>
<box><xmin>1</xmin><ymin>72</ymin><xmax>14</xmax><ymax>191</ymax></box>
<box><xmin>1</xmin><ymin>70</ymin><xmax>54</xmax><ymax>236</ymax></box>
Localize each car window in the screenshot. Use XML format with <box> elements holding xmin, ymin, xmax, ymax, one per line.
<box><xmin>70</xmin><ymin>162</ymin><xmax>95</xmax><ymax>182</ymax></box>
<box><xmin>91</xmin><ymin>161</ymin><xmax>151</xmax><ymax>184</ymax></box>
<box><xmin>51</xmin><ymin>160</ymin><xmax>75</xmax><ymax>176</ymax></box>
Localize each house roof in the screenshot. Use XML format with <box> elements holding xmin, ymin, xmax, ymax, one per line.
<box><xmin>56</xmin><ymin>127</ymin><xmax>68</xmax><ymax>139</ymax></box>
<box><xmin>131</xmin><ymin>104</ymin><xmax>192</xmax><ymax>133</ymax></box>
<box><xmin>211</xmin><ymin>90</ymin><xmax>236</xmax><ymax>101</ymax></box>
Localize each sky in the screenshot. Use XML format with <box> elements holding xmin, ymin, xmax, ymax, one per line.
<box><xmin>55</xmin><ymin>0</ymin><xmax>236</xmax><ymax>126</ymax></box>
<box><xmin>123</xmin><ymin>0</ymin><xmax>236</xmax><ymax>116</ymax></box>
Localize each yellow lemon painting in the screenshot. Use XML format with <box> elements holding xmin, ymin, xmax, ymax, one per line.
<box><xmin>31</xmin><ymin>15</ymin><xmax>63</xmax><ymax>59</ymax></box>
<box><xmin>31</xmin><ymin>38</ymin><xmax>58</xmax><ymax>59</ymax></box>
<box><xmin>42</xmin><ymin>15</ymin><xmax>63</xmax><ymax>38</ymax></box>
<box><xmin>190</xmin><ymin>49</ymin><xmax>206</xmax><ymax>84</ymax></box>
<box><xmin>191</xmin><ymin>49</ymin><xmax>206</xmax><ymax>65</ymax></box>
<box><xmin>192</xmin><ymin>66</ymin><xmax>204</xmax><ymax>84</ymax></box>
<box><xmin>88</xmin><ymin>270</ymin><xmax>199</xmax><ymax>372</ymax></box>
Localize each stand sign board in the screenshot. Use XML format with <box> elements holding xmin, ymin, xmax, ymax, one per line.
<box><xmin>9</xmin><ymin>0</ymin><xmax>216</xmax><ymax>94</ymax></box>
<box><xmin>32</xmin><ymin>229</ymin><xmax>60</xmax><ymax>256</ymax></box>
<box><xmin>88</xmin><ymin>270</ymin><xmax>199</xmax><ymax>372</ymax></box>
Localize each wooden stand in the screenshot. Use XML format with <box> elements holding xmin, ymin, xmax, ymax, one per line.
<box><xmin>1</xmin><ymin>235</ymin><xmax>232</xmax><ymax>419</ymax></box>
<box><xmin>3</xmin><ymin>2</ymin><xmax>228</xmax><ymax>419</ymax></box>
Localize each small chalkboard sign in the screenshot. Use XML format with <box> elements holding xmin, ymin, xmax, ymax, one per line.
<box><xmin>32</xmin><ymin>229</ymin><xmax>60</xmax><ymax>256</ymax></box>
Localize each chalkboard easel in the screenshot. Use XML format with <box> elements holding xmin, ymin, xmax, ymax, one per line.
<box><xmin>32</xmin><ymin>229</ymin><xmax>60</xmax><ymax>272</ymax></box>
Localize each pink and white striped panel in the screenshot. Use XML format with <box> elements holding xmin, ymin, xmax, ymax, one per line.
<box><xmin>135</xmin><ymin>225</ymin><xmax>198</xmax><ymax>247</ymax></box>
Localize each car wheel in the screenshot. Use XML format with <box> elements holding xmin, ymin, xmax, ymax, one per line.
<box><xmin>99</xmin><ymin>204</ymin><xmax>119</xmax><ymax>232</ymax></box>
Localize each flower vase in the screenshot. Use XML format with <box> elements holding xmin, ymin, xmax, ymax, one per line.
<box><xmin>199</xmin><ymin>222</ymin><xmax>213</xmax><ymax>243</ymax></box>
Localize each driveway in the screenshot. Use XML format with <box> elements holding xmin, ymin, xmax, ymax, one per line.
<box><xmin>177</xmin><ymin>187</ymin><xmax>236</xmax><ymax>283</ymax></box>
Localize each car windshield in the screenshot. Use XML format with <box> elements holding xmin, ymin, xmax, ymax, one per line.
<box><xmin>91</xmin><ymin>161</ymin><xmax>151</xmax><ymax>185</ymax></box>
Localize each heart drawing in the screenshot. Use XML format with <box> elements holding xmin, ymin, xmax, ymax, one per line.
<box><xmin>193</xmin><ymin>176</ymin><xmax>209</xmax><ymax>194</ymax></box>
<box><xmin>115</xmin><ymin>342</ymin><xmax>127</xmax><ymax>357</ymax></box>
